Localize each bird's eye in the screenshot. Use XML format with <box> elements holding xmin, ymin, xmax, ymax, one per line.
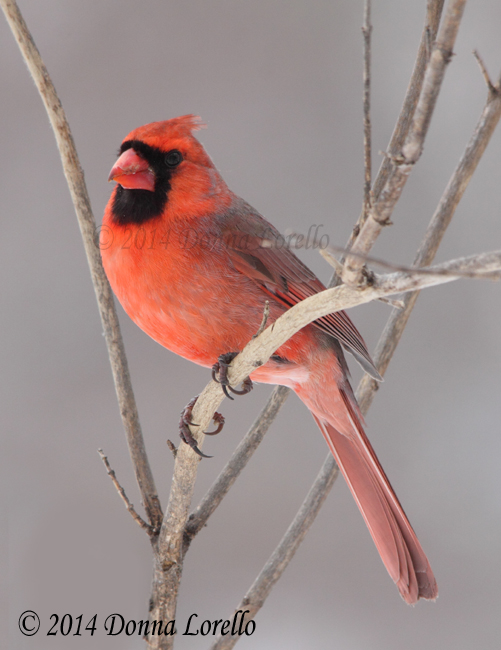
<box><xmin>164</xmin><ymin>150</ymin><xmax>183</xmax><ymax>168</ymax></box>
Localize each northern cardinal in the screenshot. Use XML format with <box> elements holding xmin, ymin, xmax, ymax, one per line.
<box><xmin>102</xmin><ymin>115</ymin><xmax>437</xmax><ymax>604</ymax></box>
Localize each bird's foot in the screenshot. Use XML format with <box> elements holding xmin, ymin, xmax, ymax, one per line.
<box><xmin>179</xmin><ymin>395</ymin><xmax>226</xmax><ymax>458</ymax></box>
<box><xmin>211</xmin><ymin>352</ymin><xmax>254</xmax><ymax>400</ymax></box>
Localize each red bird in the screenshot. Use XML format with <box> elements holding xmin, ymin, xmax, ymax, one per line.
<box><xmin>102</xmin><ymin>115</ymin><xmax>437</xmax><ymax>604</ymax></box>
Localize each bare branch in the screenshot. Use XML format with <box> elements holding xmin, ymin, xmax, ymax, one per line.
<box><xmin>98</xmin><ymin>450</ymin><xmax>156</xmax><ymax>535</ymax></box>
<box><xmin>0</xmin><ymin>0</ymin><xmax>163</xmax><ymax>529</ymax></box>
<box><xmin>343</xmin><ymin>0</ymin><xmax>468</xmax><ymax>287</ymax></box>
<box><xmin>148</xmin><ymin>440</ymin><xmax>200</xmax><ymax>649</ymax></box>
<box><xmin>344</xmin><ymin>0</ymin><xmax>445</xmax><ymax>252</ymax></box>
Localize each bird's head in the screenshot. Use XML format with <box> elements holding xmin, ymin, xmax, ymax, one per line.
<box><xmin>108</xmin><ymin>115</ymin><xmax>230</xmax><ymax>226</ymax></box>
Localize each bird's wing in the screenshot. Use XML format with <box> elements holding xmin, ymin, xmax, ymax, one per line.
<box><xmin>219</xmin><ymin>204</ymin><xmax>382</xmax><ymax>380</ymax></box>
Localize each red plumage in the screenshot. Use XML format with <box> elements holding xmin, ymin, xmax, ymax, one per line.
<box><xmin>102</xmin><ymin>115</ymin><xmax>437</xmax><ymax>603</ymax></box>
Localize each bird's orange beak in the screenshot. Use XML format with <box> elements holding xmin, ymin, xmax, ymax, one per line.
<box><xmin>108</xmin><ymin>149</ymin><xmax>156</xmax><ymax>191</ymax></box>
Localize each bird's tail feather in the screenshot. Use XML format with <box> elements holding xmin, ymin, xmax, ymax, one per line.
<box><xmin>297</xmin><ymin>379</ymin><xmax>437</xmax><ymax>604</ymax></box>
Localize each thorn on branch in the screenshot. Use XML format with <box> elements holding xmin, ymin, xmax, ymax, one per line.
<box><xmin>98</xmin><ymin>449</ymin><xmax>158</xmax><ymax>537</ymax></box>
<box><xmin>473</xmin><ymin>50</ymin><xmax>499</xmax><ymax>96</ymax></box>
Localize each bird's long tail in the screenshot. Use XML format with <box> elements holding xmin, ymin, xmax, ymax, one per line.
<box><xmin>295</xmin><ymin>377</ymin><xmax>437</xmax><ymax>604</ymax></box>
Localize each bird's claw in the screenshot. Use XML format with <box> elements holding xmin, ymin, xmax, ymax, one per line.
<box><xmin>179</xmin><ymin>395</ymin><xmax>225</xmax><ymax>457</ymax></box>
<box><xmin>204</xmin><ymin>410</ymin><xmax>225</xmax><ymax>435</ymax></box>
<box><xmin>211</xmin><ymin>352</ymin><xmax>254</xmax><ymax>400</ymax></box>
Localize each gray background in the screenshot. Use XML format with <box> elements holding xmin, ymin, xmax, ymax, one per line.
<box><xmin>2</xmin><ymin>1</ymin><xmax>500</xmax><ymax>648</ymax></box>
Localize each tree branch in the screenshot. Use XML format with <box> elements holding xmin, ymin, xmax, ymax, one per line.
<box><xmin>343</xmin><ymin>0</ymin><xmax>465</xmax><ymax>286</ymax></box>
<box><xmin>0</xmin><ymin>0</ymin><xmax>162</xmax><ymax>530</ymax></box>
<box><xmin>98</xmin><ymin>449</ymin><xmax>155</xmax><ymax>535</ymax></box>
<box><xmin>344</xmin><ymin>0</ymin><xmax>445</xmax><ymax>253</ymax></box>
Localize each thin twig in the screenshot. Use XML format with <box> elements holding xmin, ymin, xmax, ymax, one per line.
<box><xmin>322</xmin><ymin>244</ymin><xmax>501</xmax><ymax>279</ymax></box>
<box><xmin>98</xmin><ymin>449</ymin><xmax>156</xmax><ymax>535</ymax></box>
<box><xmin>473</xmin><ymin>49</ymin><xmax>498</xmax><ymax>95</ymax></box>
<box><xmin>362</xmin><ymin>0</ymin><xmax>373</xmax><ymax>219</ymax></box>
<box><xmin>209</xmin><ymin>69</ymin><xmax>501</xmax><ymax>648</ymax></box>
<box><xmin>0</xmin><ymin>0</ymin><xmax>163</xmax><ymax>531</ymax></box>
<box><xmin>343</xmin><ymin>0</ymin><xmax>468</xmax><ymax>287</ymax></box>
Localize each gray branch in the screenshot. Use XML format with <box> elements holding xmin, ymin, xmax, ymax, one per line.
<box><xmin>344</xmin><ymin>0</ymin><xmax>445</xmax><ymax>254</ymax></box>
<box><xmin>343</xmin><ymin>0</ymin><xmax>464</xmax><ymax>286</ymax></box>
<box><xmin>0</xmin><ymin>0</ymin><xmax>162</xmax><ymax>530</ymax></box>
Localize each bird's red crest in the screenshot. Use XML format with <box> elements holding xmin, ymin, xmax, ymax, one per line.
<box><xmin>125</xmin><ymin>115</ymin><xmax>206</xmax><ymax>145</ymax></box>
